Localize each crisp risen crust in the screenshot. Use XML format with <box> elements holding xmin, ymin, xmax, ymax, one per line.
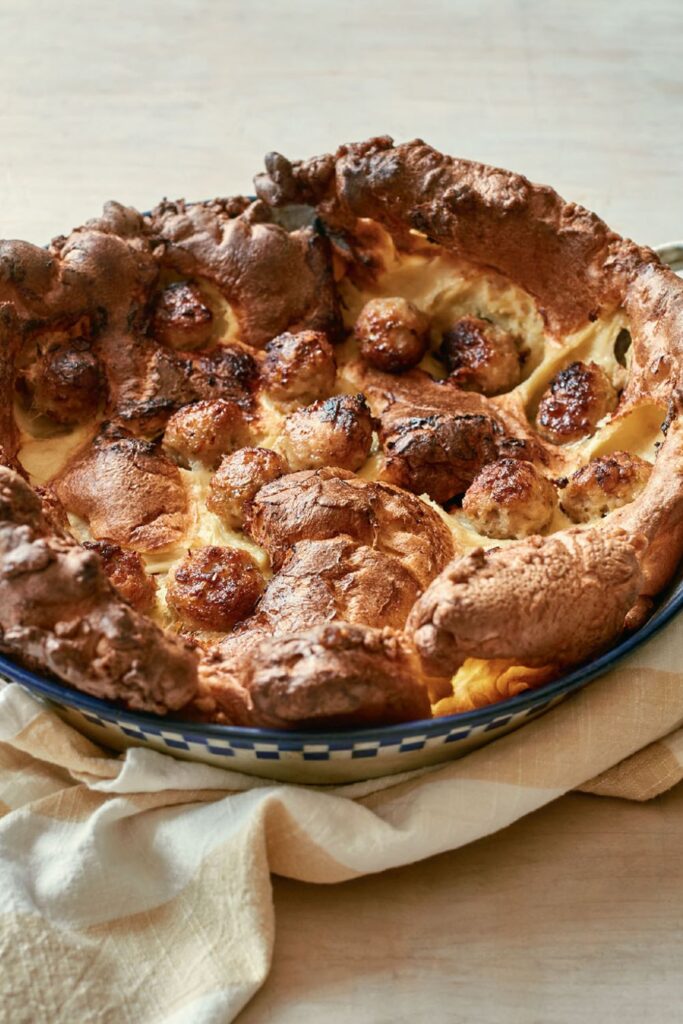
<box><xmin>198</xmin><ymin>622</ymin><xmax>431</xmax><ymax>729</ymax></box>
<box><xmin>408</xmin><ymin>529</ymin><xmax>645</xmax><ymax>676</ymax></box>
<box><xmin>148</xmin><ymin>198</ymin><xmax>342</xmax><ymax>348</ymax></box>
<box><xmin>244</xmin><ymin>467</ymin><xmax>455</xmax><ymax>585</ymax></box>
<box><xmin>247</xmin><ymin>623</ymin><xmax>430</xmax><ymax>730</ymax></box>
<box><xmin>53</xmin><ymin>426</ymin><xmax>189</xmax><ymax>552</ymax></box>
<box><xmin>254</xmin><ymin>137</ymin><xmax>649</xmax><ymax>334</ymax></box>
<box><xmin>0</xmin><ymin>137</ymin><xmax>682</xmax><ymax>725</ymax></box>
<box><xmin>255</xmin><ymin>537</ymin><xmax>422</xmax><ymax>632</ymax></box>
<box><xmin>0</xmin><ymin>468</ymin><xmax>197</xmax><ymax>712</ymax></box>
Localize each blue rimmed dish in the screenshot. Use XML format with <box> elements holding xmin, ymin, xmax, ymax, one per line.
<box><xmin>2</xmin><ymin>241</ymin><xmax>681</xmax><ymax>785</ymax></box>
<box><xmin>1</xmin><ymin>569</ymin><xmax>681</xmax><ymax>784</ymax></box>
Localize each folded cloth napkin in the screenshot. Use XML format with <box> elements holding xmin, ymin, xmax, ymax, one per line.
<box><xmin>1</xmin><ymin>618</ymin><xmax>683</xmax><ymax>1024</ymax></box>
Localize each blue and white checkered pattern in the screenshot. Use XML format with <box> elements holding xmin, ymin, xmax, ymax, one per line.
<box><xmin>49</xmin><ymin>697</ymin><xmax>559</xmax><ymax>767</ymax></box>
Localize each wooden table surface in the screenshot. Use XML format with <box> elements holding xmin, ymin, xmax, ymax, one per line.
<box><xmin>2</xmin><ymin>2</ymin><xmax>683</xmax><ymax>1020</ymax></box>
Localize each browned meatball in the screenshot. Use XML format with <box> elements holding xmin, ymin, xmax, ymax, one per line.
<box><xmin>18</xmin><ymin>338</ymin><xmax>102</xmax><ymax>424</ymax></box>
<box><xmin>380</xmin><ymin>413</ymin><xmax>498</xmax><ymax>504</ymax></box>
<box><xmin>561</xmin><ymin>451</ymin><xmax>652</xmax><ymax>523</ymax></box>
<box><xmin>163</xmin><ymin>399</ymin><xmax>252</xmax><ymax>468</ymax></box>
<box><xmin>462</xmin><ymin>458</ymin><xmax>558</xmax><ymax>539</ymax></box>
<box><xmin>189</xmin><ymin>345</ymin><xmax>259</xmax><ymax>403</ymax></box>
<box><xmin>166</xmin><ymin>546</ymin><xmax>264</xmax><ymax>631</ymax></box>
<box><xmin>536</xmin><ymin>361</ymin><xmax>618</xmax><ymax>444</ymax></box>
<box><xmin>277</xmin><ymin>393</ymin><xmax>375</xmax><ymax>472</ymax></box>
<box><xmin>261</xmin><ymin>330</ymin><xmax>337</xmax><ymax>403</ymax></box>
<box><xmin>84</xmin><ymin>539</ymin><xmax>157</xmax><ymax>613</ymax></box>
<box><xmin>354</xmin><ymin>297</ymin><xmax>430</xmax><ymax>373</ymax></box>
<box><xmin>151</xmin><ymin>282</ymin><xmax>213</xmax><ymax>350</ymax></box>
<box><xmin>207</xmin><ymin>446</ymin><xmax>288</xmax><ymax>528</ymax></box>
<box><xmin>438</xmin><ymin>316</ymin><xmax>521</xmax><ymax>396</ymax></box>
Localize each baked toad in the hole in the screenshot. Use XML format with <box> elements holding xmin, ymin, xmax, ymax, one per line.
<box><xmin>1</xmin><ymin>137</ymin><xmax>682</xmax><ymax>726</ymax></box>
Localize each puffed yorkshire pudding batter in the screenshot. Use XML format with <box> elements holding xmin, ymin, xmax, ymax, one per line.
<box><xmin>1</xmin><ymin>137</ymin><xmax>682</xmax><ymax>727</ymax></box>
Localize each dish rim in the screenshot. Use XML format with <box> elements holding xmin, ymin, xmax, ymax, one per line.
<box><xmin>2</xmin><ymin>575</ymin><xmax>681</xmax><ymax>743</ymax></box>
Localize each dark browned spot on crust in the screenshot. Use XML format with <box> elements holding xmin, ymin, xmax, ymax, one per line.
<box><xmin>380</xmin><ymin>412</ymin><xmax>498</xmax><ymax>503</ymax></box>
<box><xmin>496</xmin><ymin>435</ymin><xmax>548</xmax><ymax>465</ymax></box>
<box><xmin>355</xmin><ymin>296</ymin><xmax>430</xmax><ymax>373</ymax></box>
<box><xmin>167</xmin><ymin>546</ymin><xmax>264</xmax><ymax>631</ymax></box>
<box><xmin>261</xmin><ymin>330</ymin><xmax>337</xmax><ymax>403</ymax></box>
<box><xmin>151</xmin><ymin>282</ymin><xmax>213</xmax><ymax>350</ymax></box>
<box><xmin>536</xmin><ymin>361</ymin><xmax>617</xmax><ymax>444</ymax></box>
<box><xmin>438</xmin><ymin>315</ymin><xmax>521</xmax><ymax>396</ymax></box>
<box><xmin>84</xmin><ymin>539</ymin><xmax>157</xmax><ymax>613</ymax></box>
<box><xmin>207</xmin><ymin>446</ymin><xmax>288</xmax><ymax>527</ymax></box>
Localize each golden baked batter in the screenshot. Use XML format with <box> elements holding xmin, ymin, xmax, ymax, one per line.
<box><xmin>0</xmin><ymin>137</ymin><xmax>681</xmax><ymax>728</ymax></box>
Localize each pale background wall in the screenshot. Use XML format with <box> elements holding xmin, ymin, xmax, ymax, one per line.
<box><xmin>2</xmin><ymin>2</ymin><xmax>683</xmax><ymax>1021</ymax></box>
<box><xmin>1</xmin><ymin>0</ymin><xmax>682</xmax><ymax>247</ymax></box>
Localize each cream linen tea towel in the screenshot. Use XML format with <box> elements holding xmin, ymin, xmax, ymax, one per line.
<box><xmin>1</xmin><ymin>618</ymin><xmax>683</xmax><ymax>1024</ymax></box>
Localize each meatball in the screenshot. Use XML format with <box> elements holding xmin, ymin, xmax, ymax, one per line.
<box><xmin>163</xmin><ymin>399</ymin><xmax>252</xmax><ymax>468</ymax></box>
<box><xmin>561</xmin><ymin>451</ymin><xmax>652</xmax><ymax>523</ymax></box>
<box><xmin>438</xmin><ymin>316</ymin><xmax>521</xmax><ymax>396</ymax></box>
<box><xmin>354</xmin><ymin>297</ymin><xmax>430</xmax><ymax>373</ymax></box>
<box><xmin>18</xmin><ymin>338</ymin><xmax>102</xmax><ymax>425</ymax></box>
<box><xmin>84</xmin><ymin>539</ymin><xmax>157</xmax><ymax>613</ymax></box>
<box><xmin>207</xmin><ymin>446</ymin><xmax>288</xmax><ymax>528</ymax></box>
<box><xmin>151</xmin><ymin>282</ymin><xmax>213</xmax><ymax>350</ymax></box>
<box><xmin>277</xmin><ymin>393</ymin><xmax>375</xmax><ymax>472</ymax></box>
<box><xmin>536</xmin><ymin>361</ymin><xmax>618</xmax><ymax>444</ymax></box>
<box><xmin>261</xmin><ymin>330</ymin><xmax>337</xmax><ymax>403</ymax></box>
<box><xmin>166</xmin><ymin>546</ymin><xmax>264</xmax><ymax>631</ymax></box>
<box><xmin>380</xmin><ymin>413</ymin><xmax>498</xmax><ymax>504</ymax></box>
<box><xmin>190</xmin><ymin>345</ymin><xmax>259</xmax><ymax>403</ymax></box>
<box><xmin>462</xmin><ymin>458</ymin><xmax>558</xmax><ymax>539</ymax></box>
